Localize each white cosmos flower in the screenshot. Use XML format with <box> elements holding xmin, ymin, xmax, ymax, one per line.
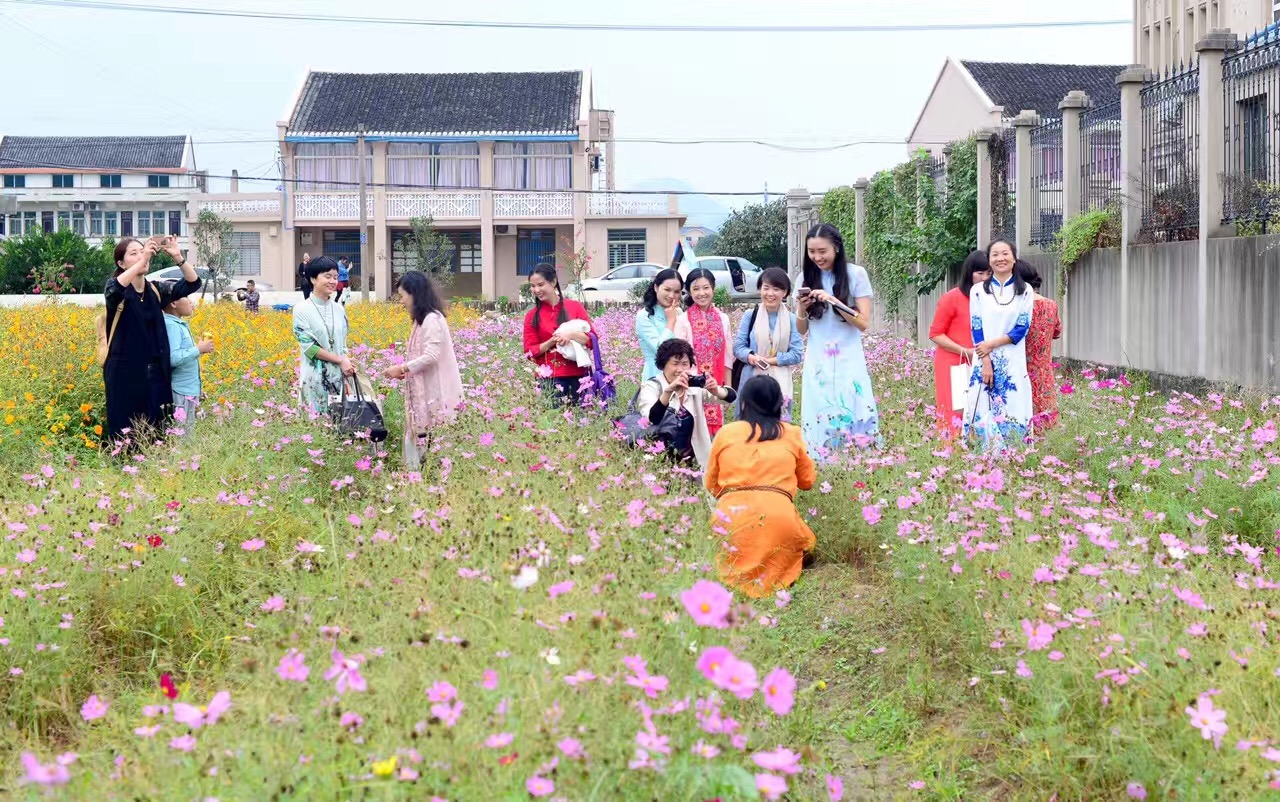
<box><xmin>511</xmin><ymin>565</ymin><xmax>539</xmax><ymax>590</ymax></box>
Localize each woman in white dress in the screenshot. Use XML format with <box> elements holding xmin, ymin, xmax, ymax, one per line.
<box><xmin>964</xmin><ymin>239</ymin><xmax>1033</xmax><ymax>450</ymax></box>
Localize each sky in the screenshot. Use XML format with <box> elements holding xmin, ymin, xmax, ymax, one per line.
<box><xmin>0</xmin><ymin>0</ymin><xmax>1132</xmax><ymax>227</ymax></box>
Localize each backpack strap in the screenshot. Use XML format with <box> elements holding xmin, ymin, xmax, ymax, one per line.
<box><xmin>104</xmin><ymin>298</ymin><xmax>126</xmax><ymax>358</ymax></box>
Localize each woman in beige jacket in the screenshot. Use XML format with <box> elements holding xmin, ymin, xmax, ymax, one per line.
<box><xmin>382</xmin><ymin>271</ymin><xmax>463</xmax><ymax>468</ymax></box>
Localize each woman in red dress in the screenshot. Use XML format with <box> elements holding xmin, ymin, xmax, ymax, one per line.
<box><xmin>1016</xmin><ymin>261</ymin><xmax>1063</xmax><ymax>431</ymax></box>
<box><xmin>522</xmin><ymin>263</ymin><xmax>595</xmax><ymax>406</ymax></box>
<box><xmin>928</xmin><ymin>251</ymin><xmax>991</xmax><ymax>436</ymax></box>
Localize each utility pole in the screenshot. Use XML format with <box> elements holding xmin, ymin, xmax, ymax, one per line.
<box><xmin>357</xmin><ymin>124</ymin><xmax>370</xmax><ymax>303</ymax></box>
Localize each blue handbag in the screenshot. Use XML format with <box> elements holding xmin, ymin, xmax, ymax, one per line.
<box><xmin>586</xmin><ymin>333</ymin><xmax>617</xmax><ymax>404</ymax></box>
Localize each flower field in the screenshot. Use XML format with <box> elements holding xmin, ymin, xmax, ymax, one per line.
<box><xmin>0</xmin><ymin>299</ymin><xmax>1278</xmax><ymax>800</ymax></box>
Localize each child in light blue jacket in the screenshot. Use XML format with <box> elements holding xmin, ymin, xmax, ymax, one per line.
<box><xmin>162</xmin><ymin>290</ymin><xmax>212</xmax><ymax>433</ymax></box>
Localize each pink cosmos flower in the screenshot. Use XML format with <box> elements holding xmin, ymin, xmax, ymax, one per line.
<box><xmin>761</xmin><ymin>667</ymin><xmax>796</xmax><ymax>716</ymax></box>
<box><xmin>426</xmin><ymin>680</ymin><xmax>457</xmax><ymax>702</ymax></box>
<box><xmin>430</xmin><ymin>700</ymin><xmax>464</xmax><ymax>727</ymax></box>
<box><xmin>775</xmin><ymin>590</ymin><xmax>791</xmax><ymax>609</ymax></box>
<box><xmin>756</xmin><ymin>773</ymin><xmax>788</xmax><ymax>800</ymax></box>
<box><xmin>558</xmin><ymin>737</ymin><xmax>585</xmax><ymax>759</ymax></box>
<box><xmin>134</xmin><ymin>725</ymin><xmax>161</xmax><ymax>738</ymax></box>
<box><xmin>862</xmin><ymin>505</ymin><xmax>882</xmax><ymax>526</ymax></box>
<box><xmin>481</xmin><ymin>669</ymin><xmax>499</xmax><ymax>690</ymax></box>
<box><xmin>526</xmin><ymin>775</ymin><xmax>555</xmax><ymax>796</ymax></box>
<box><xmin>296</xmin><ymin>540</ymin><xmax>324</xmax><ymax>553</ymax></box>
<box><xmin>241</xmin><ymin>538</ymin><xmax>265</xmax><ymax>552</ymax></box>
<box><xmin>485</xmin><ymin>732</ymin><xmax>514</xmax><ymax>748</ymax></box>
<box><xmin>548</xmin><ymin>580</ymin><xmax>574</xmax><ymax>599</ymax></box>
<box><xmin>168</xmin><ymin>733</ymin><xmax>197</xmax><ymax>752</ymax></box>
<box><xmin>1127</xmin><ymin>783</ymin><xmax>1147</xmax><ymax>799</ymax></box>
<box><xmin>1021</xmin><ymin>619</ymin><xmax>1055</xmax><ymax>651</ymax></box>
<box><xmin>276</xmin><ymin>650</ymin><xmax>309</xmax><ymax>682</ymax></box>
<box><xmin>16</xmin><ymin>549</ymin><xmax>36</xmax><ymax>564</ymax></box>
<box><xmin>680</xmin><ymin>580</ymin><xmax>732</xmax><ymax>628</ymax></box>
<box><xmin>692</xmin><ymin>739</ymin><xmax>720</xmax><ymax>759</ymax></box>
<box><xmin>1186</xmin><ymin>696</ymin><xmax>1227</xmax><ymax>748</ymax></box>
<box><xmin>80</xmin><ymin>694</ymin><xmax>108</xmax><ymax>722</ymax></box>
<box><xmin>711</xmin><ymin>654</ymin><xmax>759</xmax><ymax>700</ymax></box>
<box><xmin>1059</xmin><ymin>382</ymin><xmax>1074</xmax><ymax>395</ymax></box>
<box><xmin>20</xmin><ymin>752</ymin><xmax>72</xmax><ymax>786</ymax></box>
<box><xmin>827</xmin><ymin>774</ymin><xmax>844</xmax><ymax>801</ymax></box>
<box><xmin>323</xmin><ymin>651</ymin><xmax>367</xmax><ymax>695</ymax></box>
<box><xmin>696</xmin><ymin>646</ymin><xmax>733</xmax><ymax>681</ymax></box>
<box><xmin>753</xmin><ymin>747</ymin><xmax>802</xmax><ymax>775</ymax></box>
<box><xmin>1016</xmin><ymin>660</ymin><xmax>1033</xmax><ymax>678</ymax></box>
<box><xmin>172</xmin><ymin>691</ymin><xmax>231</xmax><ymax>729</ymax></box>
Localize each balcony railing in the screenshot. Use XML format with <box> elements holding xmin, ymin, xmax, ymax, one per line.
<box><xmin>293</xmin><ymin>193</ymin><xmax>375</xmax><ymax>221</ymax></box>
<box><xmin>588</xmin><ymin>192</ymin><xmax>672</xmax><ymax>216</ymax></box>
<box><xmin>386</xmin><ymin>191</ymin><xmax>481</xmax><ymax>220</ymax></box>
<box><xmin>198</xmin><ymin>196</ymin><xmax>281</xmax><ymax>218</ymax></box>
<box><xmin>493</xmin><ymin>191</ymin><xmax>574</xmax><ymax>218</ymax></box>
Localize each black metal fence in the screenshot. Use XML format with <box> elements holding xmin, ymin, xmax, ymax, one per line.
<box><xmin>926</xmin><ymin>154</ymin><xmax>947</xmax><ymax>199</ymax></box>
<box><xmin>1222</xmin><ymin>36</ymin><xmax>1280</xmax><ymax>230</ymax></box>
<box><xmin>1080</xmin><ymin>99</ymin><xmax>1122</xmax><ymax>211</ymax></box>
<box><xmin>1029</xmin><ymin>118</ymin><xmax>1064</xmax><ymax>245</ymax></box>
<box><xmin>989</xmin><ymin>127</ymin><xmax>1016</xmax><ymax>243</ymax></box>
<box><xmin>1139</xmin><ymin>64</ymin><xmax>1200</xmax><ymax>241</ymax></box>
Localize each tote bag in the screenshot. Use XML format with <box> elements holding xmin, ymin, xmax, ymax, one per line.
<box><xmin>328</xmin><ymin>373</ymin><xmax>388</xmax><ymax>442</ymax></box>
<box><xmin>949</xmin><ymin>355</ymin><xmax>973</xmax><ymax>411</ymax></box>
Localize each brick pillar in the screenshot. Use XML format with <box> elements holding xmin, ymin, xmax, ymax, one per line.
<box><xmin>975</xmin><ymin>130</ymin><xmax>996</xmax><ymax>248</ymax></box>
<box><xmin>785</xmin><ymin>187</ymin><xmax>810</xmax><ymax>283</ymax></box>
<box><xmin>1196</xmin><ymin>30</ymin><xmax>1239</xmax><ymax>378</ymax></box>
<box><xmin>853</xmin><ymin>178</ymin><xmax>868</xmax><ymax>264</ymax></box>
<box><xmin>1116</xmin><ymin>65</ymin><xmax>1151</xmax><ymax>366</ymax></box>
<box><xmin>1059</xmin><ymin>91</ymin><xmax>1089</xmax><ymax>225</ymax></box>
<box><xmin>1013</xmin><ymin>110</ymin><xmax>1039</xmax><ymax>254</ymax></box>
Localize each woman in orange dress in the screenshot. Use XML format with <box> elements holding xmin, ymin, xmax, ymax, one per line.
<box><xmin>1016</xmin><ymin>261</ymin><xmax>1063</xmax><ymax>431</ymax></box>
<box><xmin>928</xmin><ymin>251</ymin><xmax>991</xmax><ymax>436</ymax></box>
<box><xmin>706</xmin><ymin>375</ymin><xmax>817</xmax><ymax>598</ymax></box>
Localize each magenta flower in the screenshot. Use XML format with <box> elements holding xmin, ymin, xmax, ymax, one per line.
<box><xmin>558</xmin><ymin>737</ymin><xmax>585</xmax><ymax>759</ymax></box>
<box><xmin>20</xmin><ymin>752</ymin><xmax>72</xmax><ymax>786</ymax></box>
<box><xmin>485</xmin><ymin>732</ymin><xmax>514</xmax><ymax>748</ymax></box>
<box><xmin>172</xmin><ymin>691</ymin><xmax>231</xmax><ymax>729</ymax></box>
<box><xmin>710</xmin><ymin>653</ymin><xmax>759</xmax><ymax>700</ymax></box>
<box><xmin>680</xmin><ymin>579</ymin><xmax>732</xmax><ymax>628</ymax></box>
<box><xmin>1021</xmin><ymin>619</ymin><xmax>1055</xmax><ymax>651</ymax></box>
<box><xmin>324</xmin><ymin>651</ymin><xmax>367</xmax><ymax>694</ymax></box>
<box><xmin>862</xmin><ymin>505</ymin><xmax>882</xmax><ymax>526</ymax></box>
<box><xmin>827</xmin><ymin>774</ymin><xmax>844</xmax><ymax>801</ymax></box>
<box><xmin>426</xmin><ymin>680</ymin><xmax>457</xmax><ymax>702</ymax></box>
<box><xmin>80</xmin><ymin>694</ymin><xmax>108</xmax><ymax>722</ymax></box>
<box><xmin>548</xmin><ymin>580</ymin><xmax>574</xmax><ymax>599</ymax></box>
<box><xmin>696</xmin><ymin>646</ymin><xmax>733</xmax><ymax>681</ymax></box>
<box><xmin>481</xmin><ymin>669</ymin><xmax>499</xmax><ymax>690</ymax></box>
<box><xmin>241</xmin><ymin>538</ymin><xmax>266</xmax><ymax>551</ymax></box>
<box><xmin>276</xmin><ymin>650</ymin><xmax>310</xmax><ymax>682</ymax></box>
<box><xmin>1186</xmin><ymin>696</ymin><xmax>1228</xmax><ymax>748</ymax></box>
<box><xmin>430</xmin><ymin>700</ymin><xmax>464</xmax><ymax>727</ymax></box>
<box><xmin>752</xmin><ymin>747</ymin><xmax>802</xmax><ymax>775</ymax></box>
<box><xmin>526</xmin><ymin>775</ymin><xmax>555</xmax><ymax>796</ymax></box>
<box><xmin>756</xmin><ymin>772</ymin><xmax>788</xmax><ymax>800</ymax></box>
<box><xmin>168</xmin><ymin>733</ymin><xmax>197</xmax><ymax>752</ymax></box>
<box><xmin>1127</xmin><ymin>783</ymin><xmax>1147</xmax><ymax>799</ymax></box>
<box><xmin>761</xmin><ymin>667</ymin><xmax>796</xmax><ymax>716</ymax></box>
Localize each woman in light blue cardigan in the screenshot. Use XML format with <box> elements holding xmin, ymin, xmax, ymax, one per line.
<box><xmin>634</xmin><ymin>268</ymin><xmax>684</xmax><ymax>381</ymax></box>
<box><xmin>732</xmin><ymin>267</ymin><xmax>804</xmax><ymax>419</ymax></box>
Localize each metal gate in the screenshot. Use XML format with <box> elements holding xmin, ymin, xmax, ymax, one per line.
<box><xmin>321</xmin><ymin>230</ymin><xmax>362</xmax><ymax>288</ymax></box>
<box><xmin>517</xmin><ymin>228</ymin><xmax>556</xmax><ymax>276</ymax></box>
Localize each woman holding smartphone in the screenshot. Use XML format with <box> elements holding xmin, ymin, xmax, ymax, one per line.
<box><xmin>796</xmin><ymin>223</ymin><xmax>878</xmax><ymax>461</ymax></box>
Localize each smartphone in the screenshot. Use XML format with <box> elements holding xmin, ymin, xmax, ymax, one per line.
<box><xmin>798</xmin><ymin>287</ymin><xmax>812</xmax><ymax>298</ymax></box>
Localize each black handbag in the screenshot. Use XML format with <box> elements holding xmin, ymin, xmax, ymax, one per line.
<box><xmin>729</xmin><ymin>305</ymin><xmax>759</xmax><ymax>392</ymax></box>
<box><xmin>328</xmin><ymin>374</ymin><xmax>388</xmax><ymax>442</ymax></box>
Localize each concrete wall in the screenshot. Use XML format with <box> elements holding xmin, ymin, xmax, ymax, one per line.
<box><xmin>1206</xmin><ymin>234</ymin><xmax>1280</xmax><ymax>387</ymax></box>
<box><xmin>583</xmin><ymin>218</ymin><xmax>682</xmax><ymax>277</ymax></box>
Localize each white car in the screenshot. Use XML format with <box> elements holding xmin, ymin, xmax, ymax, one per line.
<box><xmin>679</xmin><ymin>256</ymin><xmax>764</xmax><ymax>301</ymax></box>
<box><xmin>568</xmin><ymin>262</ymin><xmax>665</xmax><ymax>298</ymax></box>
<box><xmin>148</xmin><ymin>267</ymin><xmax>273</xmax><ymax>300</ymax></box>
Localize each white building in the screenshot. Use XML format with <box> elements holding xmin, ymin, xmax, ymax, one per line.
<box><xmin>1134</xmin><ymin>0</ymin><xmax>1280</xmax><ymax>74</ymax></box>
<box><xmin>0</xmin><ymin>135</ymin><xmax>201</xmax><ymax>251</ymax></box>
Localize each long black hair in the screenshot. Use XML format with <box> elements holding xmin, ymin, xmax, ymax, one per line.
<box><xmin>397</xmin><ymin>270</ymin><xmax>446</xmax><ymax>325</ymax></box>
<box><xmin>983</xmin><ymin>239</ymin><xmax>1027</xmax><ymax>296</ymax></box>
<box><xmin>739</xmin><ymin>375</ymin><xmax>784</xmax><ymax>443</ymax></box>
<box><xmin>530</xmin><ymin>263</ymin><xmax>567</xmax><ymax>331</ymax></box>
<box><xmin>682</xmin><ymin>267</ymin><xmax>716</xmax><ymax>309</ymax></box>
<box><xmin>958</xmin><ymin>249</ymin><xmax>990</xmax><ymax>296</ymax></box>
<box><xmin>643</xmin><ymin>268</ymin><xmax>683</xmax><ymax>316</ymax></box>
<box><xmin>801</xmin><ymin>223</ymin><xmax>849</xmax><ymax>320</ymax></box>
<box><xmin>1015</xmin><ymin>259</ymin><xmax>1042</xmax><ymax>291</ymax></box>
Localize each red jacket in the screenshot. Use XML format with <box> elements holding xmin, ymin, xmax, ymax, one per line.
<box><xmin>523</xmin><ymin>299</ymin><xmax>594</xmax><ymax>378</ymax></box>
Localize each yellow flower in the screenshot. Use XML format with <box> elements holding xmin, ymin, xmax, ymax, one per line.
<box><xmin>79</xmin><ymin>403</ymin><xmax>92</xmax><ymax>414</ymax></box>
<box><xmin>371</xmin><ymin>756</ymin><xmax>397</xmax><ymax>778</ymax></box>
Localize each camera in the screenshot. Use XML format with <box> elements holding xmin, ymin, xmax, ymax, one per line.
<box><xmin>687</xmin><ymin>373</ymin><xmax>708</xmax><ymax>388</ymax></box>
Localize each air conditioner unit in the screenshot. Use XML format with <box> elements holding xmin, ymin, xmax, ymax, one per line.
<box><xmin>88</xmin><ymin>202</ymin><xmax>102</xmax><ymax>211</ymax></box>
<box><xmin>72</xmin><ymin>202</ymin><xmax>86</xmax><ymax>212</ymax></box>
<box><xmin>495</xmin><ymin>224</ymin><xmax>515</xmax><ymax>236</ymax></box>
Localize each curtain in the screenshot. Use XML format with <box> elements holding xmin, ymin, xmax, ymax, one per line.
<box><xmin>388</xmin><ymin>143</ymin><xmax>432</xmax><ymax>188</ymax></box>
<box><xmin>495</xmin><ymin>142</ymin><xmax>520</xmax><ymax>189</ymax></box>
<box><xmin>436</xmin><ymin>143</ymin><xmax>479</xmax><ymax>188</ymax></box>
<box><xmin>529</xmin><ymin>143</ymin><xmax>571</xmax><ymax>189</ymax></box>
<box><xmin>294</xmin><ymin>143</ymin><xmax>372</xmax><ymax>190</ymax></box>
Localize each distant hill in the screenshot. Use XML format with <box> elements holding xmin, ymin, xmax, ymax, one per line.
<box><xmin>622</xmin><ymin>177</ymin><xmax>736</xmax><ymax>231</ymax></box>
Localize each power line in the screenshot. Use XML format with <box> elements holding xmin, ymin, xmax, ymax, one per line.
<box><xmin>1</xmin><ymin>0</ymin><xmax>1129</xmax><ymax>34</ymax></box>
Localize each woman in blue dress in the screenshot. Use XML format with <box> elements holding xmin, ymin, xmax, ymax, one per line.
<box><xmin>797</xmin><ymin>223</ymin><xmax>879</xmax><ymax>461</ymax></box>
<box><xmin>635</xmin><ymin>268</ymin><xmax>683</xmax><ymax>382</ymax></box>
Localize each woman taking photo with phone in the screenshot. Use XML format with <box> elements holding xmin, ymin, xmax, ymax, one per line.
<box><xmin>964</xmin><ymin>240</ymin><xmax>1034</xmax><ymax>450</ymax></box>
<box><xmin>522</xmin><ymin>263</ymin><xmax>594</xmax><ymax>406</ymax></box>
<box><xmin>797</xmin><ymin>223</ymin><xmax>878</xmax><ymax>460</ymax></box>
<box><xmin>635</xmin><ymin>268</ymin><xmax>683</xmax><ymax>382</ymax></box>
<box><xmin>673</xmin><ymin>267</ymin><xmax>732</xmax><ymax>437</ymax></box>
<box><xmin>732</xmin><ymin>267</ymin><xmax>803</xmax><ymax>420</ymax></box>
<box><xmin>102</xmin><ymin>236</ymin><xmax>201</xmax><ymax>443</ymax></box>
<box><xmin>929</xmin><ymin>250</ymin><xmax>991</xmax><ymax>437</ymax></box>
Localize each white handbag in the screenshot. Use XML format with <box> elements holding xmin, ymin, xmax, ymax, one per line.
<box><xmin>949</xmin><ymin>354</ymin><xmax>973</xmax><ymax>411</ymax></box>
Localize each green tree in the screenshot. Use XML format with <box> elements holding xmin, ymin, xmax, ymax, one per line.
<box><xmin>392</xmin><ymin>216</ymin><xmax>456</xmax><ymax>290</ymax></box>
<box><xmin>692</xmin><ymin>231</ymin><xmax>720</xmax><ymax>255</ymax></box>
<box><xmin>711</xmin><ymin>199</ymin><xmax>786</xmax><ymax>267</ymax></box>
<box><xmin>191</xmin><ymin>209</ymin><xmax>238</xmax><ymax>301</ymax></box>
<box><xmin>0</xmin><ymin>228</ymin><xmax>115</xmax><ymax>294</ymax></box>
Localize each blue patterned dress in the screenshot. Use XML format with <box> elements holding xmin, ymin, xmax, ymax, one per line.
<box><xmin>800</xmin><ymin>263</ymin><xmax>879</xmax><ymax>461</ymax></box>
<box><xmin>964</xmin><ymin>278</ymin><xmax>1033</xmax><ymax>450</ymax></box>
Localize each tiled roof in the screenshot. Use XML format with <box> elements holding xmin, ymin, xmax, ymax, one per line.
<box><xmin>0</xmin><ymin>135</ymin><xmax>187</xmax><ymax>170</ymax></box>
<box><xmin>288</xmin><ymin>71</ymin><xmax>583</xmax><ymax>137</ymax></box>
<box><xmin>960</xmin><ymin>61</ymin><xmax>1126</xmax><ymax>119</ymax></box>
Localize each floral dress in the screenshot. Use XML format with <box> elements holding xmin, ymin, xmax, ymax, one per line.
<box><xmin>800</xmin><ymin>263</ymin><xmax>879</xmax><ymax>461</ymax></box>
<box><xmin>964</xmin><ymin>278</ymin><xmax>1033</xmax><ymax>450</ymax></box>
<box><xmin>1025</xmin><ymin>296</ymin><xmax>1063</xmax><ymax>431</ymax></box>
<box><xmin>682</xmin><ymin>303</ymin><xmax>729</xmax><ymax>435</ymax></box>
<box><xmin>292</xmin><ymin>296</ymin><xmax>349</xmax><ymax>414</ymax></box>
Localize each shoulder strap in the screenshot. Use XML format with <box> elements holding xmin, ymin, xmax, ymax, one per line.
<box><xmin>149</xmin><ymin>282</ymin><xmax>162</xmax><ymax>302</ymax></box>
<box><xmin>748</xmin><ymin>305</ymin><xmax>759</xmax><ymax>334</ymax></box>
<box><xmin>104</xmin><ymin>297</ymin><xmax>126</xmax><ymax>355</ymax></box>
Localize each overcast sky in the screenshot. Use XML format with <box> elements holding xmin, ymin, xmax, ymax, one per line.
<box><xmin>0</xmin><ymin>0</ymin><xmax>1131</xmax><ymax>226</ymax></box>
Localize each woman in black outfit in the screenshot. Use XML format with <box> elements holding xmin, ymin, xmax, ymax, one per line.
<box><xmin>103</xmin><ymin>236</ymin><xmax>201</xmax><ymax>442</ymax></box>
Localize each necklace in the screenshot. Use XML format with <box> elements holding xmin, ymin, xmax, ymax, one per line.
<box><xmin>991</xmin><ymin>277</ymin><xmax>1015</xmax><ymax>306</ymax></box>
<box><xmin>314</xmin><ymin>297</ymin><xmax>336</xmax><ymax>344</ymax></box>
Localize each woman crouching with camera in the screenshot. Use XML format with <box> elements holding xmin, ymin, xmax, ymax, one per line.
<box><xmin>636</xmin><ymin>339</ymin><xmax>736</xmax><ymax>469</ymax></box>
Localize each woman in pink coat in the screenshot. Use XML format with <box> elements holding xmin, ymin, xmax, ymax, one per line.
<box><xmin>382</xmin><ymin>271</ymin><xmax>463</xmax><ymax>468</ymax></box>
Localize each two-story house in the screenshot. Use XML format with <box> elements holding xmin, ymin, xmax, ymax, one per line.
<box><xmin>1135</xmin><ymin>0</ymin><xmax>1280</xmax><ymax>74</ymax></box>
<box><xmin>198</xmin><ymin>69</ymin><xmax>686</xmax><ymax>300</ymax></box>
<box><xmin>0</xmin><ymin>135</ymin><xmax>201</xmax><ymax>250</ymax></box>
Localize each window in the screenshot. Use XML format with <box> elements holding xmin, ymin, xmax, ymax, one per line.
<box><xmin>387</xmin><ymin>143</ymin><xmax>480</xmax><ymax>188</ymax></box>
<box><xmin>1274</xmin><ymin>0</ymin><xmax>1280</xmax><ymax>23</ymax></box>
<box><xmin>136</xmin><ymin>210</ymin><xmax>167</xmax><ymax>237</ymax></box>
<box><xmin>169</xmin><ymin>210</ymin><xmax>182</xmax><ymax>236</ymax></box>
<box><xmin>606</xmin><ymin>228</ymin><xmax>647</xmax><ymax>268</ymax></box>
<box><xmin>42</xmin><ymin>211</ymin><xmax>54</xmax><ymax>233</ymax></box>
<box><xmin>57</xmin><ymin>211</ymin><xmax>70</xmax><ymax>231</ymax></box>
<box><xmin>120</xmin><ymin>211</ymin><xmax>132</xmax><ymax>237</ymax></box>
<box><xmin>89</xmin><ymin>211</ymin><xmax>103</xmax><ymax>237</ymax></box>
<box><xmin>100</xmin><ymin>174</ymin><xmax>122</xmax><ymax>188</ymax></box>
<box><xmin>1240</xmin><ymin>96</ymin><xmax>1268</xmax><ymax>179</ymax></box>
<box><xmin>72</xmin><ymin>212</ymin><xmax>85</xmax><ymax>236</ymax></box>
<box><xmin>390</xmin><ymin>229</ymin><xmax>481</xmax><ymax>274</ymax></box>
<box><xmin>698</xmin><ymin>258</ymin><xmax>727</xmax><ymax>272</ymax></box>
<box><xmin>606</xmin><ymin>266</ymin><xmax>638</xmax><ymax>281</ymax></box>
<box><xmin>3</xmin><ymin>175</ymin><xmax>25</xmax><ymax>188</ymax></box>
<box><xmin>104</xmin><ymin>211</ymin><xmax>119</xmax><ymax>238</ymax></box>
<box><xmin>293</xmin><ymin>143</ymin><xmax>374</xmax><ymax>191</ymax></box>
<box><xmin>227</xmin><ymin>232</ymin><xmax>261</xmax><ymax>276</ymax></box>
<box><xmin>148</xmin><ymin>175</ymin><xmax>170</xmax><ymax>188</ymax></box>
<box><xmin>516</xmin><ymin>228</ymin><xmax>556</xmax><ymax>276</ymax></box>
<box><xmin>494</xmin><ymin>142</ymin><xmax>572</xmax><ymax>190</ymax></box>
<box><xmin>52</xmin><ymin>175</ymin><xmax>74</xmax><ymax>188</ymax></box>
<box><xmin>636</xmin><ymin>264</ymin><xmax>660</xmax><ymax>279</ymax></box>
